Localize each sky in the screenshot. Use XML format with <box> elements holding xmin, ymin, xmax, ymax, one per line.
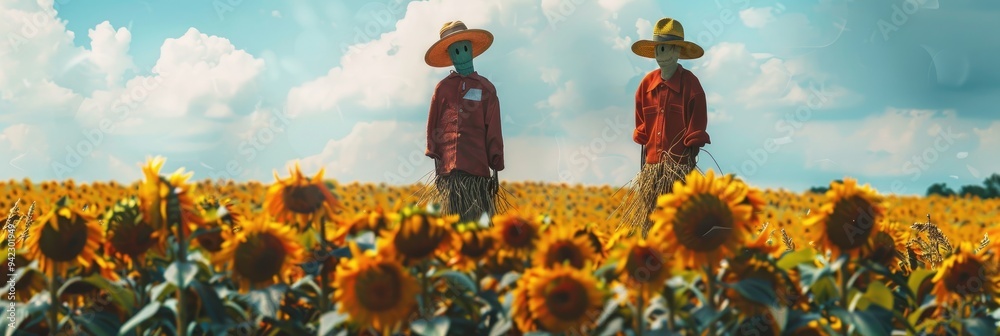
<box><xmin>0</xmin><ymin>0</ymin><xmax>997</xmax><ymax>195</ymax></box>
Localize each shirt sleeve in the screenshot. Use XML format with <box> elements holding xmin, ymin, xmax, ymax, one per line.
<box><xmin>683</xmin><ymin>91</ymin><xmax>711</xmax><ymax>148</ymax></box>
<box><xmin>426</xmin><ymin>83</ymin><xmax>442</xmax><ymax>160</ymax></box>
<box><xmin>633</xmin><ymin>83</ymin><xmax>649</xmax><ymax>145</ymax></box>
<box><xmin>486</xmin><ymin>91</ymin><xmax>505</xmax><ymax>171</ymax></box>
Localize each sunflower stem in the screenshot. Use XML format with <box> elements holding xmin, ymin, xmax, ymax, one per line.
<box><xmin>175</xmin><ymin>225</ymin><xmax>189</xmax><ymax>336</ymax></box>
<box><xmin>47</xmin><ymin>267</ymin><xmax>58</xmax><ymax>336</ymax></box>
<box><xmin>319</xmin><ymin>217</ymin><xmax>330</xmax><ymax>313</ymax></box>
<box><xmin>704</xmin><ymin>265</ymin><xmax>716</xmax><ymax>336</ymax></box>
<box><xmin>636</xmin><ymin>285</ymin><xmax>645</xmax><ymax>336</ymax></box>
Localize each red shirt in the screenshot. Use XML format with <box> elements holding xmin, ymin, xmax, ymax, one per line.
<box><xmin>425</xmin><ymin>71</ymin><xmax>505</xmax><ymax>177</ymax></box>
<box><xmin>633</xmin><ymin>65</ymin><xmax>711</xmax><ymax>164</ymax></box>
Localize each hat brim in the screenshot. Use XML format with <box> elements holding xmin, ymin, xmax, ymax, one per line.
<box><xmin>631</xmin><ymin>40</ymin><xmax>704</xmax><ymax>59</ymax></box>
<box><xmin>425</xmin><ymin>29</ymin><xmax>494</xmax><ymax>68</ymax></box>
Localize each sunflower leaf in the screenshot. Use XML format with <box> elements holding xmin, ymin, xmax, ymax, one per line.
<box><xmin>411</xmin><ymin>316</ymin><xmax>450</xmax><ymax>336</ymax></box>
<box><xmin>149</xmin><ymin>282</ymin><xmax>177</xmax><ymax>302</ymax></box>
<box><xmin>727</xmin><ymin>278</ymin><xmax>777</xmax><ymax>307</ymax></box>
<box><xmin>117</xmin><ymin>301</ymin><xmax>162</xmax><ymax>336</ymax></box>
<box><xmin>164</xmin><ymin>261</ymin><xmax>198</xmax><ymax>290</ymax></box>
<box><xmin>433</xmin><ymin>270</ymin><xmax>477</xmax><ymax>295</ymax></box>
<box><xmin>497</xmin><ymin>271</ymin><xmax>520</xmax><ymax>290</ymax></box>
<box><xmin>857</xmin><ymin>281</ymin><xmax>893</xmax><ymax>311</ymax></box>
<box><xmin>962</xmin><ymin>317</ymin><xmax>998</xmax><ymax>336</ymax></box>
<box><xmin>776</xmin><ymin>248</ymin><xmax>816</xmax><ymax>270</ymax></box>
<box><xmin>190</xmin><ymin>281</ymin><xmax>226</xmax><ymax>325</ymax></box>
<box><xmin>906</xmin><ymin>268</ymin><xmax>936</xmax><ymax>302</ymax></box>
<box><xmin>317</xmin><ymin>311</ymin><xmax>349</xmax><ymax>336</ymax></box>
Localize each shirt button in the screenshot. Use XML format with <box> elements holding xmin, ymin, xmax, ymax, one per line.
<box><xmin>660</xmin><ymin>109</ymin><xmax>664</xmax><ymax>112</ymax></box>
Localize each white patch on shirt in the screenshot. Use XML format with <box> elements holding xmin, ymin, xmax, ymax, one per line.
<box><xmin>463</xmin><ymin>88</ymin><xmax>482</xmax><ymax>101</ymax></box>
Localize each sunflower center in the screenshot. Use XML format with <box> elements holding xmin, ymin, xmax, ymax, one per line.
<box><xmin>673</xmin><ymin>193</ymin><xmax>734</xmax><ymax>252</ymax></box>
<box><xmin>234</xmin><ymin>233</ymin><xmax>287</xmax><ymax>283</ymax></box>
<box><xmin>626</xmin><ymin>246</ymin><xmax>667</xmax><ymax>284</ymax></box>
<box><xmin>944</xmin><ymin>260</ymin><xmax>986</xmax><ymax>294</ymax></box>
<box><xmin>39</xmin><ymin>215</ymin><xmax>89</xmax><ymax>262</ymax></box>
<box><xmin>826</xmin><ymin>195</ymin><xmax>877</xmax><ymax>251</ymax></box>
<box><xmin>867</xmin><ymin>232</ymin><xmax>897</xmax><ymax>265</ymax></box>
<box><xmin>545</xmin><ymin>241</ymin><xmax>584</xmax><ymax>269</ymax></box>
<box><xmin>355</xmin><ymin>264</ymin><xmax>403</xmax><ymax>312</ymax></box>
<box><xmin>460</xmin><ymin>233</ymin><xmax>493</xmax><ymax>258</ymax></box>
<box><xmin>502</xmin><ymin>220</ymin><xmax>535</xmax><ymax>248</ymax></box>
<box><xmin>282</xmin><ymin>185</ymin><xmax>326</xmax><ymax>214</ymax></box>
<box><xmin>196</xmin><ymin>230</ymin><xmax>224</xmax><ymax>253</ymax></box>
<box><xmin>394</xmin><ymin>215</ymin><xmax>446</xmax><ymax>259</ymax></box>
<box><xmin>544</xmin><ymin>277</ymin><xmax>589</xmax><ymax>321</ymax></box>
<box><xmin>111</xmin><ymin>222</ymin><xmax>158</xmax><ymax>256</ymax></box>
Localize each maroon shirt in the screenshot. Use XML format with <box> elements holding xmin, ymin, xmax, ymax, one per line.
<box><xmin>633</xmin><ymin>65</ymin><xmax>711</xmax><ymax>164</ymax></box>
<box><xmin>425</xmin><ymin>71</ymin><xmax>504</xmax><ymax>177</ymax></box>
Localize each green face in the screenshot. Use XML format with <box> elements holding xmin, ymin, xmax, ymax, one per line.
<box><xmin>655</xmin><ymin>44</ymin><xmax>681</xmax><ymax>70</ymax></box>
<box><xmin>448</xmin><ymin>40</ymin><xmax>474</xmax><ymax>75</ymax></box>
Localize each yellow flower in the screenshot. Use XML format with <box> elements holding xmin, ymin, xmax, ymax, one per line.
<box><xmin>24</xmin><ymin>197</ymin><xmax>105</xmax><ymax>276</ymax></box>
<box><xmin>265</xmin><ymin>162</ymin><xmax>342</xmax><ymax>231</ymax></box>
<box><xmin>104</xmin><ymin>197</ymin><xmax>162</xmax><ymax>268</ymax></box>
<box><xmin>931</xmin><ymin>241</ymin><xmax>999</xmax><ymax>306</ymax></box>
<box><xmin>139</xmin><ymin>156</ymin><xmax>205</xmax><ymax>245</ymax></box>
<box><xmin>803</xmin><ymin>178</ymin><xmax>886</xmax><ymax>259</ymax></box>
<box><xmin>491</xmin><ymin>213</ymin><xmax>540</xmax><ymax>261</ymax></box>
<box><xmin>864</xmin><ymin>220</ymin><xmax>909</xmax><ymax>274</ymax></box>
<box><xmin>333</xmin><ymin>241</ymin><xmax>419</xmax><ymax>332</ymax></box>
<box><xmin>648</xmin><ymin>169</ymin><xmax>754</xmax><ymax>269</ymax></box>
<box><xmin>380</xmin><ymin>209</ymin><xmax>455</xmax><ymax>265</ymax></box>
<box><xmin>532</xmin><ymin>225</ymin><xmax>595</xmax><ymax>269</ymax></box>
<box><xmin>516</xmin><ymin>264</ymin><xmax>605</xmax><ymax>333</ymax></box>
<box><xmin>447</xmin><ymin>229</ymin><xmax>495</xmax><ymax>272</ymax></box>
<box><xmin>612</xmin><ymin>235</ymin><xmax>673</xmax><ymax>291</ymax></box>
<box><xmin>212</xmin><ymin>216</ymin><xmax>305</xmax><ymax>293</ymax></box>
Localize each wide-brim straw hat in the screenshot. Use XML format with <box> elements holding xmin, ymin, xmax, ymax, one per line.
<box><xmin>631</xmin><ymin>18</ymin><xmax>704</xmax><ymax>60</ymax></box>
<box><xmin>425</xmin><ymin>21</ymin><xmax>494</xmax><ymax>68</ymax></box>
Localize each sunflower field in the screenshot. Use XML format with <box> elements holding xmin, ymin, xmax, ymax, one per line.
<box><xmin>1</xmin><ymin>156</ymin><xmax>999</xmax><ymax>336</ymax></box>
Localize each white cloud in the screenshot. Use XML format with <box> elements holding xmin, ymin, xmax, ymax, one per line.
<box><xmin>271</xmin><ymin>10</ymin><xmax>282</xmax><ymax>18</ymax></box>
<box><xmin>603</xmin><ymin>20</ymin><xmax>632</xmax><ymax>50</ymax></box>
<box><xmin>597</xmin><ymin>0</ymin><xmax>634</xmax><ymax>12</ymax></box>
<box><xmin>797</xmin><ymin>108</ymin><xmax>977</xmax><ymax>177</ymax></box>
<box><xmin>285</xmin><ymin>0</ymin><xmax>504</xmax><ymax>118</ymax></box>
<box><xmin>739</xmin><ymin>7</ymin><xmax>776</xmax><ymax>29</ymax></box>
<box><xmin>635</xmin><ymin>18</ymin><xmax>651</xmax><ymax>40</ymax></box>
<box><xmin>539</xmin><ymin>66</ymin><xmax>561</xmax><ymax>85</ymax></box>
<box><xmin>292</xmin><ymin>120</ymin><xmax>432</xmax><ymax>183</ymax></box>
<box><xmin>88</xmin><ymin>21</ymin><xmax>134</xmax><ymax>86</ymax></box>
<box><xmin>535</xmin><ymin>80</ymin><xmax>581</xmax><ymax>113</ymax></box>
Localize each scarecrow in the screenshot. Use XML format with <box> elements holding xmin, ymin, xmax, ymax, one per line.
<box><xmin>616</xmin><ymin>17</ymin><xmax>711</xmax><ymax>237</ymax></box>
<box><xmin>419</xmin><ymin>20</ymin><xmax>511</xmax><ymax>223</ymax></box>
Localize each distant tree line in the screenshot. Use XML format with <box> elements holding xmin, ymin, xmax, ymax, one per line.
<box><xmin>926</xmin><ymin>173</ymin><xmax>1000</xmax><ymax>199</ymax></box>
<box><xmin>805</xmin><ymin>174</ymin><xmax>1000</xmax><ymax>198</ymax></box>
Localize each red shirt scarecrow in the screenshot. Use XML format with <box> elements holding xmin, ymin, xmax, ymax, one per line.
<box><xmin>617</xmin><ymin>18</ymin><xmax>711</xmax><ymax>236</ymax></box>
<box><xmin>420</xmin><ymin>21</ymin><xmax>509</xmax><ymax>222</ymax></box>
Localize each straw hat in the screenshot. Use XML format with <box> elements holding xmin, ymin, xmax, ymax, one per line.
<box><xmin>425</xmin><ymin>21</ymin><xmax>494</xmax><ymax>67</ymax></box>
<box><xmin>631</xmin><ymin>18</ymin><xmax>704</xmax><ymax>59</ymax></box>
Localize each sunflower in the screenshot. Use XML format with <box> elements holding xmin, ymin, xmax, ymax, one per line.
<box><xmin>138</xmin><ymin>156</ymin><xmax>205</xmax><ymax>242</ymax></box>
<box><xmin>265</xmin><ymin>163</ymin><xmax>341</xmax><ymax>231</ymax></box>
<box><xmin>193</xmin><ymin>196</ymin><xmax>239</xmax><ymax>253</ymax></box>
<box><xmin>863</xmin><ymin>220</ymin><xmax>909</xmax><ymax>274</ymax></box>
<box><xmin>733</xmin><ymin>177</ymin><xmax>767</xmax><ymax>227</ymax></box>
<box><xmin>735</xmin><ymin>312</ymin><xmax>781</xmax><ymax>336</ymax></box>
<box><xmin>574</xmin><ymin>223</ymin><xmax>608</xmax><ymax>262</ymax></box>
<box><xmin>447</xmin><ymin>228</ymin><xmax>496</xmax><ymax>272</ymax></box>
<box><xmin>931</xmin><ymin>241</ymin><xmax>1000</xmax><ymax>306</ymax></box>
<box><xmin>330</xmin><ymin>207</ymin><xmax>399</xmax><ymax>245</ymax></box>
<box><xmin>23</xmin><ymin>196</ymin><xmax>105</xmax><ymax>276</ymax></box>
<box><xmin>521</xmin><ymin>264</ymin><xmax>605</xmax><ymax>333</ymax></box>
<box><xmin>104</xmin><ymin>197</ymin><xmax>162</xmax><ymax>269</ymax></box>
<box><xmin>491</xmin><ymin>213</ymin><xmax>541</xmax><ymax>261</ymax></box>
<box><xmin>211</xmin><ymin>216</ymin><xmax>305</xmax><ymax>293</ymax></box>
<box><xmin>648</xmin><ymin>169</ymin><xmax>754</xmax><ymax>269</ymax></box>
<box><xmin>612</xmin><ymin>234</ymin><xmax>673</xmax><ymax>291</ymax></box>
<box><xmin>532</xmin><ymin>225</ymin><xmax>595</xmax><ymax>269</ymax></box>
<box><xmin>333</xmin><ymin>241</ymin><xmax>419</xmax><ymax>332</ymax></box>
<box><xmin>724</xmin><ymin>234</ymin><xmax>796</xmax><ymax>317</ymax></box>
<box><xmin>379</xmin><ymin>207</ymin><xmax>455</xmax><ymax>265</ymax></box>
<box><xmin>510</xmin><ymin>267</ymin><xmax>544</xmax><ymax>332</ymax></box>
<box><xmin>803</xmin><ymin>178</ymin><xmax>886</xmax><ymax>259</ymax></box>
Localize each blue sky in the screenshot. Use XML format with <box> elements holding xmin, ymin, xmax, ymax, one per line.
<box><xmin>0</xmin><ymin>0</ymin><xmax>997</xmax><ymax>195</ymax></box>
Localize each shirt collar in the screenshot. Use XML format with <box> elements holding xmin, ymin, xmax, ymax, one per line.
<box><xmin>448</xmin><ymin>70</ymin><xmax>481</xmax><ymax>81</ymax></box>
<box><xmin>646</xmin><ymin>64</ymin><xmax>684</xmax><ymax>93</ymax></box>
